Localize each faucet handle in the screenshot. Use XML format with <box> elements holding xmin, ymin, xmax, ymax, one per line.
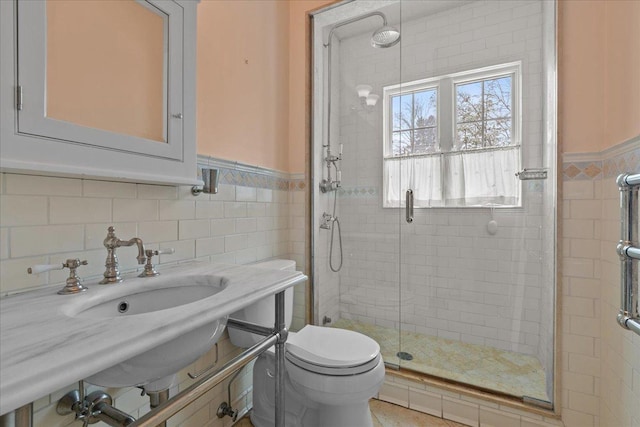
<box><xmin>139</xmin><ymin>248</ymin><xmax>174</xmax><ymax>277</ymax></box>
<box><xmin>156</xmin><ymin>248</ymin><xmax>175</xmax><ymax>256</ymax></box>
<box><xmin>58</xmin><ymin>259</ymin><xmax>89</xmax><ymax>295</ymax></box>
<box><xmin>29</xmin><ymin>259</ymin><xmax>88</xmax><ymax>294</ymax></box>
<box><xmin>28</xmin><ymin>263</ymin><xmax>65</xmax><ymax>275</ymax></box>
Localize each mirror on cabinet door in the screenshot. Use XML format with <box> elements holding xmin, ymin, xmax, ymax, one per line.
<box><xmin>46</xmin><ymin>0</ymin><xmax>167</xmax><ymax>144</ymax></box>
<box><xmin>0</xmin><ymin>0</ymin><xmax>199</xmax><ymax>185</ymax></box>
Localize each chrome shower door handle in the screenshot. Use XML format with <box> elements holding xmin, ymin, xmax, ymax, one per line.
<box><xmin>406</xmin><ymin>189</ymin><xmax>414</xmax><ymax>223</ymax></box>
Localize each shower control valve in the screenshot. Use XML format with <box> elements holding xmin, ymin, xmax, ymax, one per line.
<box><xmin>325</xmin><ymin>153</ymin><xmax>341</xmax><ymax>163</ymax></box>
<box><xmin>320</xmin><ymin>212</ymin><xmax>334</xmax><ymax>229</ymax></box>
<box><xmin>320</xmin><ymin>177</ymin><xmax>341</xmax><ymax>193</ymax></box>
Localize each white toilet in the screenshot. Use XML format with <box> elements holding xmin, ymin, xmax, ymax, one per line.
<box><xmin>228</xmin><ymin>260</ymin><xmax>385</xmax><ymax>427</ymax></box>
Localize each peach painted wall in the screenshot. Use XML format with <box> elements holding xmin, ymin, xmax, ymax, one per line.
<box><xmin>47</xmin><ymin>0</ymin><xmax>165</xmax><ymax>142</ymax></box>
<box><xmin>603</xmin><ymin>0</ymin><xmax>640</xmax><ymax>148</ymax></box>
<box><xmin>560</xmin><ymin>0</ymin><xmax>640</xmax><ymax>153</ymax></box>
<box><xmin>197</xmin><ymin>0</ymin><xmax>290</xmax><ymax>171</ymax></box>
<box><xmin>288</xmin><ymin>0</ymin><xmax>335</xmax><ymax>174</ymax></box>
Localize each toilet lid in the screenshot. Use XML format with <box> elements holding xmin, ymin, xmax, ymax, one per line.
<box><xmin>285</xmin><ymin>325</ymin><xmax>380</xmax><ymax>369</ymax></box>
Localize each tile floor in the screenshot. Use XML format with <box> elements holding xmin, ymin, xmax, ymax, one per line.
<box><xmin>333</xmin><ymin>319</ymin><xmax>549</xmax><ymax>401</ymax></box>
<box><xmin>235</xmin><ymin>399</ymin><xmax>466</xmax><ymax>427</ymax></box>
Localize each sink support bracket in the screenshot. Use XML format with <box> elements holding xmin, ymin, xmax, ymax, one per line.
<box><xmin>129</xmin><ymin>290</ymin><xmax>288</xmax><ymax>427</ymax></box>
<box><xmin>274</xmin><ymin>291</ymin><xmax>287</xmax><ymax>427</ymax></box>
<box><xmin>0</xmin><ymin>403</ymin><xmax>32</xmax><ymax>427</ymax></box>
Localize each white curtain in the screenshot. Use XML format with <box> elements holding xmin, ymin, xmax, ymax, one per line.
<box><xmin>384</xmin><ymin>156</ymin><xmax>443</xmax><ymax>208</ymax></box>
<box><xmin>384</xmin><ymin>147</ymin><xmax>520</xmax><ymax>208</ymax></box>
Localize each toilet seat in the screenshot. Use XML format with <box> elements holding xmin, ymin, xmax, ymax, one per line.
<box><xmin>285</xmin><ymin>325</ymin><xmax>381</xmax><ymax>376</ymax></box>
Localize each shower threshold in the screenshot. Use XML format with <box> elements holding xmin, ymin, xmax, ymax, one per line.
<box><xmin>332</xmin><ymin>319</ymin><xmax>549</xmax><ymax>402</ymax></box>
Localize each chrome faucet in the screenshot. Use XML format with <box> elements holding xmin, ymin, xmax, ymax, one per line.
<box><xmin>99</xmin><ymin>226</ymin><xmax>146</xmax><ymax>284</ymax></box>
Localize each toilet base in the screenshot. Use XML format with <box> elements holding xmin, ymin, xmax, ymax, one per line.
<box><xmin>315</xmin><ymin>401</ymin><xmax>374</xmax><ymax>427</ymax></box>
<box><xmin>250</xmin><ymin>352</ymin><xmax>378</xmax><ymax>427</ymax></box>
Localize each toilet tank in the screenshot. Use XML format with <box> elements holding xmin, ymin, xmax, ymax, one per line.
<box><xmin>228</xmin><ymin>260</ymin><xmax>296</xmax><ymax>348</ymax></box>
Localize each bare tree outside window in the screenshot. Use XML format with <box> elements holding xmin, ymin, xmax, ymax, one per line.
<box><xmin>455</xmin><ymin>75</ymin><xmax>512</xmax><ymax>150</ymax></box>
<box><xmin>383</xmin><ymin>63</ymin><xmax>521</xmax><ymax>208</ymax></box>
<box><xmin>390</xmin><ymin>89</ymin><xmax>437</xmax><ymax>156</ymax></box>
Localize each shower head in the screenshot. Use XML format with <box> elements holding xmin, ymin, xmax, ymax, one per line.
<box><xmin>371</xmin><ymin>25</ymin><xmax>401</xmax><ymax>48</ymax></box>
<box><xmin>325</xmin><ymin>11</ymin><xmax>400</xmax><ymax>49</ymax></box>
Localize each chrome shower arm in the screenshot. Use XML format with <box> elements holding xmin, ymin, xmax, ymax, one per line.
<box><xmin>323</xmin><ymin>11</ymin><xmax>387</xmax><ymax>47</ymax></box>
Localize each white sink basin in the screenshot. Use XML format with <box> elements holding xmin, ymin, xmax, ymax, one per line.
<box><xmin>69</xmin><ymin>275</ymin><xmax>228</xmax><ymax>391</ymax></box>
<box><xmin>75</xmin><ymin>284</ymin><xmax>222</xmax><ymax>318</ymax></box>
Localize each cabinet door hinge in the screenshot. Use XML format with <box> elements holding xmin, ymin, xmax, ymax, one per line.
<box><xmin>16</xmin><ymin>85</ymin><xmax>23</xmax><ymax>111</ymax></box>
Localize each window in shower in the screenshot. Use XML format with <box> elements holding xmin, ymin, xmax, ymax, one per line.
<box><xmin>455</xmin><ymin>75</ymin><xmax>514</xmax><ymax>150</ymax></box>
<box><xmin>383</xmin><ymin>62</ymin><xmax>521</xmax><ymax>208</ymax></box>
<box><xmin>390</xmin><ymin>88</ymin><xmax>438</xmax><ymax>156</ymax></box>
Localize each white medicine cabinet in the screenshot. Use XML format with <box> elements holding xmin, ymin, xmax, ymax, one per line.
<box><xmin>0</xmin><ymin>0</ymin><xmax>199</xmax><ymax>185</ymax></box>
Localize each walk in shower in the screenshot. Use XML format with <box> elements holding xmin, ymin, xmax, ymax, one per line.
<box><xmin>311</xmin><ymin>0</ymin><xmax>557</xmax><ymax>407</ymax></box>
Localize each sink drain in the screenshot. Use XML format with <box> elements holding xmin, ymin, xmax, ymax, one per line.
<box><xmin>117</xmin><ymin>300</ymin><xmax>130</xmax><ymax>313</ymax></box>
<box><xmin>397</xmin><ymin>351</ymin><xmax>413</xmax><ymax>361</ymax></box>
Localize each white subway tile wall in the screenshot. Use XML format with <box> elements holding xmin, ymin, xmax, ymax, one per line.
<box><xmin>0</xmin><ymin>169</ymin><xmax>307</xmax><ymax>426</ymax></box>
<box><xmin>560</xmin><ymin>143</ymin><xmax>640</xmax><ymax>427</ymax></box>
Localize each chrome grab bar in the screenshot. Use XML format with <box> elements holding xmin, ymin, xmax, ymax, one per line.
<box><xmin>616</xmin><ymin>173</ymin><xmax>640</xmax><ymax>336</ymax></box>
<box><xmin>406</xmin><ymin>189</ymin><xmax>414</xmax><ymax>223</ymax></box>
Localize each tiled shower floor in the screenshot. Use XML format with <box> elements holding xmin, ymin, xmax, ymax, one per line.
<box><xmin>333</xmin><ymin>319</ymin><xmax>549</xmax><ymax>402</ymax></box>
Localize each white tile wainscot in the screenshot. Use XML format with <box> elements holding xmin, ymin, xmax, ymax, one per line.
<box><xmin>0</xmin><ymin>157</ymin><xmax>308</xmax><ymax>427</ymax></box>
<box><xmin>0</xmin><ymin>261</ymin><xmax>306</xmax><ymax>415</ymax></box>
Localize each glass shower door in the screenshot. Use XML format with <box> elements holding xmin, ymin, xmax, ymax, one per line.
<box><xmin>394</xmin><ymin>0</ymin><xmax>556</xmax><ymax>405</ymax></box>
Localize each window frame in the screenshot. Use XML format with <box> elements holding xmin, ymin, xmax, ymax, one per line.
<box><xmin>382</xmin><ymin>62</ymin><xmax>523</xmax><ymax>209</ymax></box>
<box><xmin>383</xmin><ymin>78</ymin><xmax>441</xmax><ymax>158</ymax></box>
<box><xmin>452</xmin><ymin>63</ymin><xmax>522</xmax><ymax>152</ymax></box>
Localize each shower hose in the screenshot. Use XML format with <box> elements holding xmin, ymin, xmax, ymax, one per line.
<box><xmin>329</xmin><ymin>186</ymin><xmax>343</xmax><ymax>272</ymax></box>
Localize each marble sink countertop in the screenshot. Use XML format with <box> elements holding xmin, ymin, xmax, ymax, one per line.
<box><xmin>0</xmin><ymin>261</ymin><xmax>307</xmax><ymax>415</ymax></box>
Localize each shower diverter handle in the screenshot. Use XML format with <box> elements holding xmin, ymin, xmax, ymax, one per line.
<box><xmin>406</xmin><ymin>189</ymin><xmax>414</xmax><ymax>223</ymax></box>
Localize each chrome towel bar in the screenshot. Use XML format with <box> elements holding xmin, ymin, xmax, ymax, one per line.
<box><xmin>616</xmin><ymin>173</ymin><xmax>640</xmax><ymax>336</ymax></box>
